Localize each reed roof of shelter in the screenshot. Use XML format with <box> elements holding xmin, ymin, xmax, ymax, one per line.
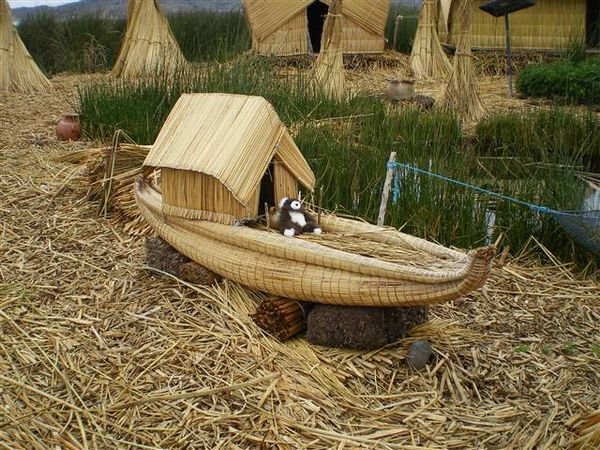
<box><xmin>144</xmin><ymin>93</ymin><xmax>316</xmax><ymax>206</ymax></box>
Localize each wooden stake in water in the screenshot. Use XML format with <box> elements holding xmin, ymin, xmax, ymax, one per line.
<box><xmin>378</xmin><ymin>152</ymin><xmax>397</xmax><ymax>226</ymax></box>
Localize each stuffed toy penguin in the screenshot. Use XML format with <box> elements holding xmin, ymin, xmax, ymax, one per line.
<box><xmin>276</xmin><ymin>197</ymin><xmax>322</xmax><ymax>237</ymax></box>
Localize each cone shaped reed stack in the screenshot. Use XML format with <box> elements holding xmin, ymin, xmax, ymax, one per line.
<box><xmin>313</xmin><ymin>0</ymin><xmax>345</xmax><ymax>101</ymax></box>
<box><xmin>410</xmin><ymin>0</ymin><xmax>451</xmax><ymax>80</ymax></box>
<box><xmin>0</xmin><ymin>0</ymin><xmax>51</xmax><ymax>92</ymax></box>
<box><xmin>112</xmin><ymin>0</ymin><xmax>187</xmax><ymax>79</ymax></box>
<box><xmin>436</xmin><ymin>0</ymin><xmax>485</xmax><ymax>122</ymax></box>
<box><xmin>251</xmin><ymin>297</ymin><xmax>312</xmax><ymax>340</ymax></box>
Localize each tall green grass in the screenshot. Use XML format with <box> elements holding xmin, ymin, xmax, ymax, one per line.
<box><xmin>169</xmin><ymin>10</ymin><xmax>250</xmax><ymax>62</ymax></box>
<box><xmin>18</xmin><ymin>9</ymin><xmax>250</xmax><ymax>75</ymax></box>
<box><xmin>475</xmin><ymin>109</ymin><xmax>600</xmax><ymax>172</ymax></box>
<box><xmin>18</xmin><ymin>13</ymin><xmax>124</xmax><ymax>74</ymax></box>
<box><xmin>385</xmin><ymin>5</ymin><xmax>419</xmax><ymax>53</ymax></box>
<box><xmin>79</xmin><ymin>57</ymin><xmax>385</xmax><ymax>143</ymax></box>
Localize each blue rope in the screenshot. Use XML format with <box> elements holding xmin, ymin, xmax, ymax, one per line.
<box><xmin>387</xmin><ymin>161</ymin><xmax>580</xmax><ymax>217</ymax></box>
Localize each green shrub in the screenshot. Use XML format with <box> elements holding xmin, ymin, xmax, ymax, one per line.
<box><xmin>517</xmin><ymin>58</ymin><xmax>600</xmax><ymax>105</ymax></box>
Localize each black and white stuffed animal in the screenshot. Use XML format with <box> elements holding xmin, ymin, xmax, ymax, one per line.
<box><xmin>276</xmin><ymin>197</ymin><xmax>322</xmax><ymax>237</ymax></box>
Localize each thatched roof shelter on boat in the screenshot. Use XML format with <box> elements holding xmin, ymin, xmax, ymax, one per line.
<box><xmin>0</xmin><ymin>0</ymin><xmax>51</xmax><ymax>92</ymax></box>
<box><xmin>144</xmin><ymin>93</ymin><xmax>316</xmax><ymax>225</ymax></box>
<box><xmin>242</xmin><ymin>0</ymin><xmax>390</xmax><ymax>56</ymax></box>
<box><xmin>439</xmin><ymin>0</ymin><xmax>593</xmax><ymax>51</ymax></box>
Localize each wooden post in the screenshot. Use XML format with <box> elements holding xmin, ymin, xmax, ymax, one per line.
<box><xmin>504</xmin><ymin>13</ymin><xmax>513</xmax><ymax>97</ymax></box>
<box><xmin>377</xmin><ymin>151</ymin><xmax>397</xmax><ymax>226</ymax></box>
<box><xmin>393</xmin><ymin>15</ymin><xmax>404</xmax><ymax>51</ymax></box>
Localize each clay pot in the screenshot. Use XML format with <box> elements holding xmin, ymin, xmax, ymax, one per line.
<box><xmin>56</xmin><ymin>113</ymin><xmax>81</xmax><ymax>141</ymax></box>
<box><xmin>386</xmin><ymin>78</ymin><xmax>415</xmax><ymax>101</ymax></box>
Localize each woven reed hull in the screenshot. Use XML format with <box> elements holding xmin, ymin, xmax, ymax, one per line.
<box><xmin>135</xmin><ymin>179</ymin><xmax>494</xmax><ymax>307</ymax></box>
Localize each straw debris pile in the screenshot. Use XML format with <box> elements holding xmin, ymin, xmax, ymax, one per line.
<box><xmin>1</xmin><ymin>74</ymin><xmax>599</xmax><ymax>449</ymax></box>
<box><xmin>410</xmin><ymin>0</ymin><xmax>452</xmax><ymax>79</ymax></box>
<box><xmin>313</xmin><ymin>0</ymin><xmax>345</xmax><ymax>101</ymax></box>
<box><xmin>58</xmin><ymin>142</ymin><xmax>151</xmax><ymax>235</ymax></box>
<box><xmin>437</xmin><ymin>0</ymin><xmax>485</xmax><ymax>122</ymax></box>
<box><xmin>111</xmin><ymin>0</ymin><xmax>187</xmax><ymax>79</ymax></box>
<box><xmin>0</xmin><ymin>0</ymin><xmax>51</xmax><ymax>92</ymax></box>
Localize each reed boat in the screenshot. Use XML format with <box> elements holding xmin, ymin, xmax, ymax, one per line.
<box><xmin>135</xmin><ymin>92</ymin><xmax>495</xmax><ymax>307</ymax></box>
<box><xmin>136</xmin><ymin>178</ymin><xmax>494</xmax><ymax>307</ymax></box>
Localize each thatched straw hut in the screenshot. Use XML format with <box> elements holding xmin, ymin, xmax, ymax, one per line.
<box><xmin>313</xmin><ymin>0</ymin><xmax>345</xmax><ymax>100</ymax></box>
<box><xmin>242</xmin><ymin>0</ymin><xmax>390</xmax><ymax>56</ymax></box>
<box><xmin>410</xmin><ymin>0</ymin><xmax>452</xmax><ymax>79</ymax></box>
<box><xmin>111</xmin><ymin>0</ymin><xmax>187</xmax><ymax>79</ymax></box>
<box><xmin>440</xmin><ymin>0</ymin><xmax>596</xmax><ymax>50</ymax></box>
<box><xmin>0</xmin><ymin>0</ymin><xmax>51</xmax><ymax>92</ymax></box>
<box><xmin>143</xmin><ymin>93</ymin><xmax>316</xmax><ymax>225</ymax></box>
<box><xmin>437</xmin><ymin>0</ymin><xmax>485</xmax><ymax>122</ymax></box>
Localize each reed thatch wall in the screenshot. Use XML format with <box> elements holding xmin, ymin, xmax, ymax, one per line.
<box><xmin>0</xmin><ymin>0</ymin><xmax>51</xmax><ymax>92</ymax></box>
<box><xmin>243</xmin><ymin>0</ymin><xmax>389</xmax><ymax>56</ymax></box>
<box><xmin>442</xmin><ymin>0</ymin><xmax>587</xmax><ymax>50</ymax></box>
<box><xmin>161</xmin><ymin>169</ymin><xmax>260</xmax><ymax>224</ymax></box>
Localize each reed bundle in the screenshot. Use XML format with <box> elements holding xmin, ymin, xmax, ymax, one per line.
<box><xmin>436</xmin><ymin>0</ymin><xmax>485</xmax><ymax>122</ymax></box>
<box><xmin>57</xmin><ymin>142</ymin><xmax>151</xmax><ymax>235</ymax></box>
<box><xmin>313</xmin><ymin>0</ymin><xmax>345</xmax><ymax>101</ymax></box>
<box><xmin>0</xmin><ymin>0</ymin><xmax>51</xmax><ymax>92</ymax></box>
<box><xmin>410</xmin><ymin>0</ymin><xmax>452</xmax><ymax>79</ymax></box>
<box><xmin>251</xmin><ymin>297</ymin><xmax>311</xmax><ymax>340</ymax></box>
<box><xmin>111</xmin><ymin>0</ymin><xmax>187</xmax><ymax>79</ymax></box>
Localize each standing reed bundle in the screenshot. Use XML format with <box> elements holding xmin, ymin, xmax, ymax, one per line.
<box><xmin>0</xmin><ymin>0</ymin><xmax>51</xmax><ymax>92</ymax></box>
<box><xmin>251</xmin><ymin>297</ymin><xmax>312</xmax><ymax>340</ymax></box>
<box><xmin>111</xmin><ymin>0</ymin><xmax>187</xmax><ymax>79</ymax></box>
<box><xmin>436</xmin><ymin>0</ymin><xmax>485</xmax><ymax>122</ymax></box>
<box><xmin>409</xmin><ymin>0</ymin><xmax>451</xmax><ymax>80</ymax></box>
<box><xmin>313</xmin><ymin>0</ymin><xmax>345</xmax><ymax>101</ymax></box>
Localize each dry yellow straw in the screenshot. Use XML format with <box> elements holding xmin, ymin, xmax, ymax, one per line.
<box><xmin>313</xmin><ymin>0</ymin><xmax>345</xmax><ymax>101</ymax></box>
<box><xmin>112</xmin><ymin>0</ymin><xmax>187</xmax><ymax>79</ymax></box>
<box><xmin>410</xmin><ymin>0</ymin><xmax>451</xmax><ymax>79</ymax></box>
<box><xmin>436</xmin><ymin>0</ymin><xmax>485</xmax><ymax>122</ymax></box>
<box><xmin>0</xmin><ymin>0</ymin><xmax>51</xmax><ymax>92</ymax></box>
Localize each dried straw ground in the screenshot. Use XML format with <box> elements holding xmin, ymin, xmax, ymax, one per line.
<box><xmin>1</xmin><ymin>73</ymin><xmax>599</xmax><ymax>449</ymax></box>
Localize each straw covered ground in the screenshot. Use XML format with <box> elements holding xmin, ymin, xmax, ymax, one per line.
<box><xmin>1</xmin><ymin>73</ymin><xmax>599</xmax><ymax>449</ymax></box>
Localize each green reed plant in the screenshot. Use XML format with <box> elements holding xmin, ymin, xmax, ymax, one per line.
<box><xmin>18</xmin><ymin>13</ymin><xmax>125</xmax><ymax>74</ymax></box>
<box><xmin>475</xmin><ymin>109</ymin><xmax>600</xmax><ymax>172</ymax></box>
<box><xmin>385</xmin><ymin>5</ymin><xmax>419</xmax><ymax>53</ymax></box>
<box><xmin>169</xmin><ymin>10</ymin><xmax>250</xmax><ymax>62</ymax></box>
<box><xmin>79</xmin><ymin>56</ymin><xmax>385</xmax><ymax>143</ymax></box>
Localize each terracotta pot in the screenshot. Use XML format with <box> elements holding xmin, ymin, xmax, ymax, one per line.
<box><xmin>56</xmin><ymin>113</ymin><xmax>81</xmax><ymax>141</ymax></box>
<box><xmin>386</xmin><ymin>78</ymin><xmax>415</xmax><ymax>100</ymax></box>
